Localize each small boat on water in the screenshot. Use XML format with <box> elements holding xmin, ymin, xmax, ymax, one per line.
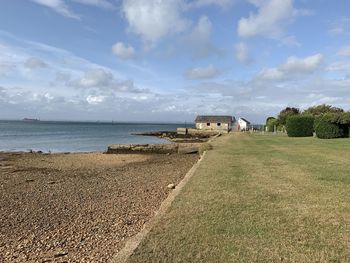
<box><xmin>23</xmin><ymin>118</ymin><xmax>40</xmax><ymax>122</ymax></box>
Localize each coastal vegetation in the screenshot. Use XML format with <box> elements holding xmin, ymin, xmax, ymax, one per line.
<box><xmin>285</xmin><ymin>115</ymin><xmax>314</xmax><ymax>137</ymax></box>
<box><xmin>265</xmin><ymin>104</ymin><xmax>350</xmax><ymax>139</ymax></box>
<box><xmin>314</xmin><ymin>112</ymin><xmax>350</xmax><ymax>139</ymax></box>
<box><xmin>128</xmin><ymin>133</ymin><xmax>350</xmax><ymax>262</ymax></box>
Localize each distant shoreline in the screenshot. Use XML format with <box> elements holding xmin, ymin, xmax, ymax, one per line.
<box><xmin>0</xmin><ymin>119</ymin><xmax>195</xmax><ymax>125</ymax></box>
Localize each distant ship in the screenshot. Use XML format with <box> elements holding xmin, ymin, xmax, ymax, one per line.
<box><xmin>23</xmin><ymin>118</ymin><xmax>40</xmax><ymax>122</ymax></box>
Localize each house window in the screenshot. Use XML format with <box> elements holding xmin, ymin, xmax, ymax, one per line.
<box><xmin>217</xmin><ymin>123</ymin><xmax>221</xmax><ymax>126</ymax></box>
<box><xmin>207</xmin><ymin>123</ymin><xmax>210</xmax><ymax>126</ymax></box>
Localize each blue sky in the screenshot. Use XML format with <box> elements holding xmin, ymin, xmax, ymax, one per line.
<box><xmin>0</xmin><ymin>0</ymin><xmax>350</xmax><ymax>123</ymax></box>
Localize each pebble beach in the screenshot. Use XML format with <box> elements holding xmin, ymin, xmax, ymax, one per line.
<box><xmin>0</xmin><ymin>151</ymin><xmax>199</xmax><ymax>262</ymax></box>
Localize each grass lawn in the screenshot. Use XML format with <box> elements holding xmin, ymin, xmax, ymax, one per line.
<box><xmin>128</xmin><ymin>133</ymin><xmax>350</xmax><ymax>262</ymax></box>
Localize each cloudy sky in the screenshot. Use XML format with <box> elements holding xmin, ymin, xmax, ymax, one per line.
<box><xmin>0</xmin><ymin>0</ymin><xmax>349</xmax><ymax>123</ymax></box>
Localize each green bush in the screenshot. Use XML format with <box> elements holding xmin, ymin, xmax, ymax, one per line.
<box><xmin>315</xmin><ymin>115</ymin><xmax>349</xmax><ymax>139</ymax></box>
<box><xmin>286</xmin><ymin>115</ymin><xmax>314</xmax><ymax>137</ymax></box>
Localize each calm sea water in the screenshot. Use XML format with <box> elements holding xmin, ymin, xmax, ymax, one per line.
<box><xmin>0</xmin><ymin>121</ymin><xmax>193</xmax><ymax>153</ymax></box>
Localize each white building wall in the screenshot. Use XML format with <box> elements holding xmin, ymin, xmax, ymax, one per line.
<box><xmin>238</xmin><ymin>118</ymin><xmax>249</xmax><ymax>131</ymax></box>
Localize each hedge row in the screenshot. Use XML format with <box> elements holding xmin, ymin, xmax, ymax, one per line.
<box><xmin>315</xmin><ymin>117</ymin><xmax>349</xmax><ymax>139</ymax></box>
<box><xmin>286</xmin><ymin>115</ymin><xmax>314</xmax><ymax>137</ymax></box>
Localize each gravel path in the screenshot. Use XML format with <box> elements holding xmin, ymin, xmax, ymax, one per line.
<box><xmin>0</xmin><ymin>152</ymin><xmax>198</xmax><ymax>262</ymax></box>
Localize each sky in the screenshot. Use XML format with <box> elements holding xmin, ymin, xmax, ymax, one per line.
<box><xmin>0</xmin><ymin>0</ymin><xmax>350</xmax><ymax>123</ymax></box>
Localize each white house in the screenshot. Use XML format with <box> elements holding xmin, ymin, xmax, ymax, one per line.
<box><xmin>238</xmin><ymin>117</ymin><xmax>251</xmax><ymax>131</ymax></box>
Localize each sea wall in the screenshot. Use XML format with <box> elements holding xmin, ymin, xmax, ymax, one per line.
<box><xmin>177</xmin><ymin>128</ymin><xmax>222</xmax><ymax>136</ymax></box>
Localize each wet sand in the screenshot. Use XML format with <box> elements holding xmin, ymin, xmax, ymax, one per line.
<box><xmin>0</xmin><ymin>152</ymin><xmax>199</xmax><ymax>262</ymax></box>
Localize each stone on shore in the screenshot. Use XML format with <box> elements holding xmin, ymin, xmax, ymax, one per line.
<box><xmin>167</xmin><ymin>183</ymin><xmax>175</xmax><ymax>189</ymax></box>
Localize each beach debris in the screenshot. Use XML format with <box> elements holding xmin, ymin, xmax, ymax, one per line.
<box><xmin>28</xmin><ymin>149</ymin><xmax>44</xmax><ymax>154</ymax></box>
<box><xmin>167</xmin><ymin>183</ymin><xmax>175</xmax><ymax>189</ymax></box>
<box><xmin>54</xmin><ymin>251</ymin><xmax>68</xmax><ymax>258</ymax></box>
<box><xmin>25</xmin><ymin>179</ymin><xmax>35</xmax><ymax>183</ymax></box>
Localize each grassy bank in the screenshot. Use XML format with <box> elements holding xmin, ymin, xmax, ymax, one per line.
<box><xmin>128</xmin><ymin>133</ymin><xmax>350</xmax><ymax>262</ymax></box>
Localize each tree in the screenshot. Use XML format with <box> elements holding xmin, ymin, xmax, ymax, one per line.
<box><xmin>303</xmin><ymin>104</ymin><xmax>344</xmax><ymax>116</ymax></box>
<box><xmin>265</xmin><ymin>117</ymin><xmax>276</xmax><ymax>124</ymax></box>
<box><xmin>266</xmin><ymin>117</ymin><xmax>278</xmax><ymax>132</ymax></box>
<box><xmin>278</xmin><ymin>107</ymin><xmax>300</xmax><ymax>126</ymax></box>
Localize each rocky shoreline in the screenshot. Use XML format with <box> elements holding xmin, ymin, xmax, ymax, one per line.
<box><xmin>132</xmin><ymin>130</ymin><xmax>213</xmax><ymax>143</ymax></box>
<box><xmin>106</xmin><ymin>143</ymin><xmax>201</xmax><ymax>155</ymax></box>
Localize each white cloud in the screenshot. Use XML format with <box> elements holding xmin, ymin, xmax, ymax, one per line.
<box><xmin>306</xmin><ymin>93</ymin><xmax>341</xmax><ymax>105</ymax></box>
<box><xmin>257</xmin><ymin>53</ymin><xmax>323</xmax><ymax>81</ymax></box>
<box><xmin>112</xmin><ymin>42</ymin><xmax>135</xmax><ymax>60</ymax></box>
<box><xmin>86</xmin><ymin>95</ymin><xmax>106</xmax><ymax>105</ymax></box>
<box><xmin>337</xmin><ymin>46</ymin><xmax>350</xmax><ymax>57</ymax></box>
<box><xmin>281</xmin><ymin>35</ymin><xmax>301</xmax><ymax>47</ymax></box>
<box><xmin>237</xmin><ymin>0</ymin><xmax>308</xmax><ymax>40</ymax></box>
<box><xmin>187</xmin><ymin>0</ymin><xmax>235</xmax><ymax>8</ymax></box>
<box><xmin>0</xmin><ymin>63</ymin><xmax>16</xmax><ymax>76</ymax></box>
<box><xmin>234</xmin><ymin>42</ymin><xmax>252</xmax><ymax>64</ymax></box>
<box><xmin>24</xmin><ymin>57</ymin><xmax>48</xmax><ymax>69</ymax></box>
<box><xmin>184</xmin><ymin>16</ymin><xmax>219</xmax><ymax>58</ymax></box>
<box><xmin>257</xmin><ymin>68</ymin><xmax>285</xmax><ymax>81</ymax></box>
<box><xmin>72</xmin><ymin>0</ymin><xmax>114</xmax><ymax>9</ymax></box>
<box><xmin>30</xmin><ymin>0</ymin><xmax>80</xmax><ymax>19</ymax></box>
<box><xmin>326</xmin><ymin>61</ymin><xmax>350</xmax><ymax>72</ymax></box>
<box><xmin>31</xmin><ymin>0</ymin><xmax>114</xmax><ymax>19</ymax></box>
<box><xmin>185</xmin><ymin>64</ymin><xmax>220</xmax><ymax>80</ymax></box>
<box><xmin>122</xmin><ymin>0</ymin><xmax>189</xmax><ymax>44</ymax></box>
<box><xmin>280</xmin><ymin>54</ymin><xmax>323</xmax><ymax>74</ymax></box>
<box><xmin>329</xmin><ymin>17</ymin><xmax>350</xmax><ymax>36</ymax></box>
<box><xmin>74</xmin><ymin>68</ymin><xmax>113</xmax><ymax>88</ymax></box>
<box><xmin>69</xmin><ymin>68</ymin><xmax>149</xmax><ymax>93</ymax></box>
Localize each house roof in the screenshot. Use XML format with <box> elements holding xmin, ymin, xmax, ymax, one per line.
<box><xmin>195</xmin><ymin>115</ymin><xmax>233</xmax><ymax>123</ymax></box>
<box><xmin>239</xmin><ymin>117</ymin><xmax>251</xmax><ymax>124</ymax></box>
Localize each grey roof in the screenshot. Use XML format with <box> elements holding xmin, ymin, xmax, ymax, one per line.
<box><xmin>239</xmin><ymin>117</ymin><xmax>251</xmax><ymax>124</ymax></box>
<box><xmin>195</xmin><ymin>115</ymin><xmax>233</xmax><ymax>123</ymax></box>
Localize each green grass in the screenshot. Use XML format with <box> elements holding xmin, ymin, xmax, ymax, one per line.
<box><xmin>128</xmin><ymin>133</ymin><xmax>350</xmax><ymax>262</ymax></box>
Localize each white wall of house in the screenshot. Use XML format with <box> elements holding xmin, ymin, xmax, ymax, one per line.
<box><xmin>238</xmin><ymin>118</ymin><xmax>249</xmax><ymax>131</ymax></box>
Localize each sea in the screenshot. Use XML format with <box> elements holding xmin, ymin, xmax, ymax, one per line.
<box><xmin>0</xmin><ymin>120</ymin><xmax>193</xmax><ymax>153</ymax></box>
